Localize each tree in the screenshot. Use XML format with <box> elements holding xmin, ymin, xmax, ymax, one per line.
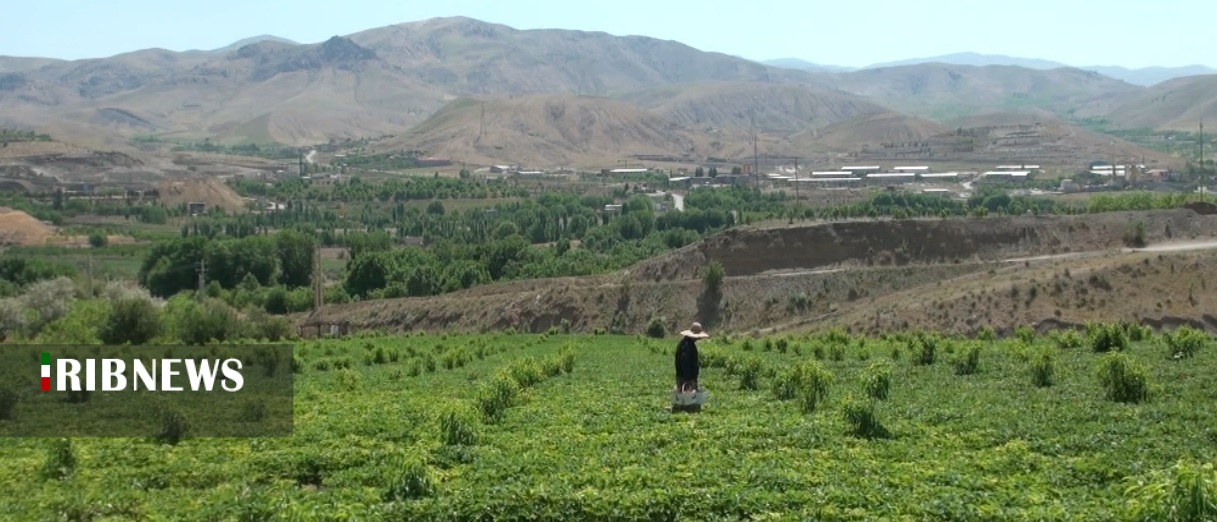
<box><xmin>98</xmin><ymin>297</ymin><xmax>161</xmax><ymax>345</ymax></box>
<box><xmin>709</xmin><ymin>167</ymin><xmax>719</xmax><ymax>178</ymax></box>
<box><xmin>275</xmin><ymin>230</ymin><xmax>314</xmax><ymax>288</ymax></box>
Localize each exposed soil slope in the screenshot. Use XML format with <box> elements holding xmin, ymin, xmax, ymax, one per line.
<box><xmin>306</xmin><ymin>208</ymin><xmax>1217</xmax><ymax>337</ymax></box>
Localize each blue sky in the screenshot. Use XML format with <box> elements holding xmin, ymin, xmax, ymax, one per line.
<box><xmin>2</xmin><ymin>0</ymin><xmax>1210</xmax><ymax>68</ymax></box>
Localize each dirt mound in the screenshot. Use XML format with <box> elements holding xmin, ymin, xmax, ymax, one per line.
<box><xmin>155</xmin><ymin>178</ymin><xmax>248</xmax><ymax>213</ymax></box>
<box><xmin>1183</xmin><ymin>201</ymin><xmax>1217</xmax><ymax>215</ymax></box>
<box><xmin>0</xmin><ymin>207</ymin><xmax>56</xmax><ymax>246</ymax></box>
<box><xmin>631</xmin><ymin>209</ymin><xmax>1217</xmax><ymax>281</ymax></box>
<box><xmin>821</xmin><ymin>247</ymin><xmax>1217</xmax><ymax>337</ymax></box>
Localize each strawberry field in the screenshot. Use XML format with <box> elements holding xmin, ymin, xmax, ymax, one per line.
<box><xmin>2</xmin><ymin>324</ymin><xmax>1216</xmax><ymax>520</ymax></box>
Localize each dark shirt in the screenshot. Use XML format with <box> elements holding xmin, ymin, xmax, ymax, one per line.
<box><xmin>675</xmin><ymin>336</ymin><xmax>700</xmax><ymax>385</ymax></box>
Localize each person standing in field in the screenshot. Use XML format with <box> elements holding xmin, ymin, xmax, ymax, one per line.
<box><xmin>675</xmin><ymin>322</ymin><xmax>709</xmax><ymax>392</ymax></box>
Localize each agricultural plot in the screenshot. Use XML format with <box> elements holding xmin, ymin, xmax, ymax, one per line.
<box><xmin>1</xmin><ymin>326</ymin><xmax>1215</xmax><ymax>520</ymax></box>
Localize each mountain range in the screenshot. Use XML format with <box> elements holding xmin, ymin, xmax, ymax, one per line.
<box><xmin>763</xmin><ymin>52</ymin><xmax>1217</xmax><ymax>87</ymax></box>
<box><xmin>0</xmin><ymin>17</ymin><xmax>1213</xmax><ymax>167</ymax></box>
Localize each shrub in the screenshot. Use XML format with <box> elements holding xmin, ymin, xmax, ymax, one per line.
<box><xmin>1030</xmin><ymin>349</ymin><xmax>1054</xmax><ymax>388</ymax></box>
<box><xmin>842</xmin><ymin>396</ymin><xmax>890</xmax><ymax>439</ymax></box>
<box><xmin>476</xmin><ymin>373</ymin><xmax>520</xmax><ymax>423</ymax></box>
<box><xmin>156</xmin><ymin>408</ymin><xmax>190</xmax><ymax>445</ymax></box>
<box><xmin>1088</xmin><ymin>322</ymin><xmax>1129</xmax><ymax>353</ymax></box>
<box><xmin>703</xmin><ymin>260</ymin><xmax>725</xmax><ymax>294</ymax></box>
<box><xmin>237</xmin><ymin>399</ymin><xmax>267</xmax><ymax>422</ymax></box>
<box><xmin>507</xmin><ymin>359</ymin><xmax>544</xmax><ymax>388</ymax></box>
<box><xmin>337</xmin><ymin>369</ymin><xmax>361</xmax><ymax>391</ymax></box>
<box><xmin>860</xmin><ymin>362</ymin><xmax>892</xmax><ymax>401</ymax></box>
<box><xmin>383</xmin><ymin>457</ymin><xmax>435</xmax><ymax>501</ymax></box>
<box><xmin>1124</xmin><ymin>459</ymin><xmax>1217</xmax><ymax>521</ymax></box>
<box><xmin>772</xmin><ymin>361</ymin><xmax>833</xmax><ymax>414</ymax></box>
<box><xmin>1162</xmin><ymin>326</ymin><xmax>1209</xmax><ymax>360</ymax></box>
<box><xmin>0</xmin><ymin>386</ymin><xmax>16</xmax><ymax>420</ymax></box>
<box><xmin>911</xmin><ymin>333</ymin><xmax>937</xmax><ymax>366</ymax></box>
<box><xmin>953</xmin><ymin>343</ymin><xmax>981</xmax><ymax>376</ymax></box>
<box><xmin>437</xmin><ymin>403</ymin><xmax>480</xmax><ymax>446</ymax></box>
<box><xmin>1051</xmin><ymin>329</ymin><xmax>1085</xmax><ymax>350</ymax></box>
<box><xmin>558</xmin><ymin>345</ymin><xmax>576</xmax><ymax>373</ymax></box>
<box><xmin>22</xmin><ymin>277</ymin><xmax>77</xmax><ymax>333</ymax></box>
<box><xmin>738</xmin><ymin>357</ymin><xmax>762</xmax><ymax>390</ymax></box>
<box><xmin>976</xmin><ymin>326</ymin><xmax>997</xmax><ymax>341</ymax></box>
<box><xmin>40</xmin><ymin>438</ymin><xmax>75</xmax><ymax>480</ymax></box>
<box><xmin>1097</xmin><ymin>353</ymin><xmax>1149</xmax><ymax>403</ymax></box>
<box><xmin>1015</xmin><ymin>326</ymin><xmax>1035</xmax><ymax>344</ymax></box>
<box><xmin>645</xmin><ymin>317</ymin><xmax>666</xmax><ymax>339</ymax></box>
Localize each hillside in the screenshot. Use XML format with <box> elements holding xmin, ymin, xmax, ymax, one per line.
<box><xmin>374</xmin><ymin>94</ymin><xmax>746</xmax><ymax>167</ymax></box>
<box><xmin>0</xmin><ymin>17</ymin><xmax>825</xmax><ymax>148</ymax></box>
<box><xmin>836</xmin><ymin>113</ymin><xmax>1180</xmax><ymax>166</ymax></box>
<box><xmin>306</xmin><ymin>208</ymin><xmax>1217</xmax><ymax>337</ymax></box>
<box><xmin>832</xmin><ymin>63</ymin><xmax>1139</xmax><ymax>120</ymax></box>
<box><xmin>852</xmin><ymin>53</ymin><xmax>1216</xmax><ymax>86</ymax></box>
<box><xmin>1078</xmin><ymin>74</ymin><xmax>1217</xmax><ymax>131</ymax></box>
<box><xmin>787</xmin><ymin>111</ymin><xmax>950</xmax><ymax>152</ymax></box>
<box><xmin>620</xmin><ymin>81</ymin><xmax>890</xmax><ymax>135</ymax></box>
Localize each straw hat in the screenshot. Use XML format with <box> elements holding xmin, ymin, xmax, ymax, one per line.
<box><xmin>679</xmin><ymin>322</ymin><xmax>710</xmax><ymax>339</ymax></box>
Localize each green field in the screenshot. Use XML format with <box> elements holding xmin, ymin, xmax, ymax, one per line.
<box><xmin>1</xmin><ymin>327</ymin><xmax>1215</xmax><ymax>520</ymax></box>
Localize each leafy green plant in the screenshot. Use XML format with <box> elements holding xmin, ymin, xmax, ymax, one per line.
<box><xmin>475</xmin><ymin>373</ymin><xmax>520</xmax><ymax>423</ymax></box>
<box><xmin>1030</xmin><ymin>349</ymin><xmax>1054</xmax><ymax>388</ymax></box>
<box><xmin>437</xmin><ymin>403</ymin><xmax>480</xmax><ymax>446</ymax></box>
<box><xmin>1162</xmin><ymin>326</ymin><xmax>1209</xmax><ymax>360</ymax></box>
<box><xmin>911</xmin><ymin>333</ymin><xmax>937</xmax><ymax>366</ymax></box>
<box><xmin>1097</xmin><ymin>352</ymin><xmax>1149</xmax><ymax>403</ymax></box>
<box><xmin>952</xmin><ymin>343</ymin><xmax>981</xmax><ymax>376</ymax></box>
<box><xmin>1124</xmin><ymin>459</ymin><xmax>1217</xmax><ymax>521</ymax></box>
<box><xmin>1088</xmin><ymin>322</ymin><xmax>1130</xmax><ymax>353</ymax></box>
<box><xmin>737</xmin><ymin>356</ymin><xmax>762</xmax><ymax>390</ymax></box>
<box><xmin>842</xmin><ymin>395</ymin><xmax>890</xmax><ymax>439</ymax></box>
<box><xmin>860</xmin><ymin>362</ymin><xmax>892</xmax><ymax>401</ymax></box>
<box><xmin>1051</xmin><ymin>329</ymin><xmax>1085</xmax><ymax>350</ymax></box>
<box><xmin>772</xmin><ymin>361</ymin><xmax>834</xmax><ymax>413</ymax></box>
<box><xmin>155</xmin><ymin>408</ymin><xmax>190</xmax><ymax>445</ymax></box>
<box><xmin>39</xmin><ymin>438</ymin><xmax>75</xmax><ymax>480</ymax></box>
<box><xmin>383</xmin><ymin>456</ymin><xmax>435</xmax><ymax>501</ymax></box>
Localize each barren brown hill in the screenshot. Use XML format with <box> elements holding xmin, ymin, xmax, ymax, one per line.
<box><xmin>1076</xmin><ymin>74</ymin><xmax>1217</xmax><ymax>131</ymax></box>
<box><xmin>620</xmin><ymin>81</ymin><xmax>890</xmax><ymax>135</ymax></box>
<box><xmin>787</xmin><ymin>111</ymin><xmax>950</xmax><ymax>152</ymax></box>
<box><xmin>374</xmin><ymin>94</ymin><xmax>747</xmax><ymax>167</ymax></box>
<box><xmin>0</xmin><ymin>17</ymin><xmax>826</xmax><ymax>148</ymax></box>
<box><xmin>832</xmin><ymin>63</ymin><xmax>1139</xmax><ymax>119</ymax></box>
<box><xmin>345</xmin><ymin>17</ymin><xmax>828</xmax><ymax>95</ymax></box>
<box><xmin>304</xmin><ymin>208</ymin><xmax>1217</xmax><ymax>337</ymax></box>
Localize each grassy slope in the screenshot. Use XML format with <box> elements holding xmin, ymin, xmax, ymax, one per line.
<box><xmin>0</xmin><ymin>332</ymin><xmax>1212</xmax><ymax>519</ymax></box>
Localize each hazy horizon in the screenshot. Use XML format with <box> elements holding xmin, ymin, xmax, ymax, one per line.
<box><xmin>2</xmin><ymin>0</ymin><xmax>1213</xmax><ymax>69</ymax></box>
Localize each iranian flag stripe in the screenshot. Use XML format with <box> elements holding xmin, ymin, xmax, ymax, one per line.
<box><xmin>41</xmin><ymin>364</ymin><xmax>50</xmax><ymax>378</ymax></box>
<box><xmin>41</xmin><ymin>377</ymin><xmax>51</xmax><ymax>391</ymax></box>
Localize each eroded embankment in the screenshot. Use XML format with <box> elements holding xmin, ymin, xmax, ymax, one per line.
<box><xmin>631</xmin><ymin>209</ymin><xmax>1217</xmax><ymax>281</ymax></box>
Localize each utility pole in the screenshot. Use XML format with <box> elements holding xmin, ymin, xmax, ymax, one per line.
<box><xmin>1200</xmin><ymin>119</ymin><xmax>1206</xmax><ymax>201</ymax></box>
<box><xmin>313</xmin><ymin>246</ymin><xmax>323</xmax><ymax>311</ymax></box>
<box><xmin>196</xmin><ymin>259</ymin><xmax>206</xmax><ymax>302</ymax></box>
<box><xmin>86</xmin><ymin>254</ymin><xmax>93</xmax><ymax>297</ymax></box>
<box><xmin>793</xmin><ymin>158</ymin><xmax>799</xmax><ymax>200</ymax></box>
